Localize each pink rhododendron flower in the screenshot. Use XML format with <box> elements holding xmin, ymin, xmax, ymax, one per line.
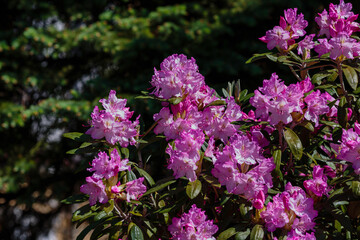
<box><xmin>304</xmin><ymin>90</ymin><xmax>330</xmax><ymax>127</ymax></box>
<box><xmin>337</xmin><ymin>125</ymin><xmax>360</xmax><ymax>173</ymax></box>
<box><xmin>150</xmin><ymin>54</ymin><xmax>205</xmax><ymax>99</ymax></box>
<box><xmin>166</xmin><ymin>130</ymin><xmax>205</xmax><ymax>181</ymax></box>
<box><xmin>261</xmin><ymin>182</ymin><xmax>317</xmax><ymax>235</ymax></box>
<box><xmin>86</xmin><ymin>90</ymin><xmax>139</xmax><ymax>146</ymax></box>
<box><xmin>250</xmin><ymin>73</ymin><xmax>309</xmax><ymax>125</ymax></box>
<box><xmin>283</xmin><ymin>8</ymin><xmax>308</xmax><ymax>38</ymax></box>
<box><xmin>314</xmin><ymin>0</ymin><xmax>360</xmax><ymax>60</ymax></box>
<box><xmin>153</xmin><ymin>99</ymin><xmax>203</xmax><ymax>140</ymax></box>
<box><xmin>304</xmin><ymin>165</ymin><xmax>330</xmax><ymax>197</ymax></box>
<box><xmin>260</xmin><ymin>8</ymin><xmax>307</xmax><ymax>51</ymax></box>
<box><xmin>168</xmin><ymin>204</ymin><xmax>218</xmax><ymax>240</ymax></box>
<box><xmin>99</xmin><ymin>90</ymin><xmax>133</xmax><ymax>120</ymax></box>
<box><xmin>316</xmin><ymin>0</ymin><xmax>359</xmax><ymax>38</ymax></box>
<box><xmin>80</xmin><ymin>177</ymin><xmax>108</xmax><ymax>206</ymax></box>
<box><xmin>211</xmin><ymin>133</ymin><xmax>274</xmax><ymax>207</ymax></box>
<box><xmin>87</xmin><ymin>149</ymin><xmax>130</xmax><ymax>179</ymax></box>
<box><xmin>297</xmin><ymin>34</ymin><xmax>315</xmax><ymax>58</ymax></box>
<box><xmin>287</xmin><ymin>230</ymin><xmax>316</xmax><ymax>240</ymax></box>
<box><xmin>260</xmin><ymin>26</ymin><xmax>291</xmax><ymax>50</ymax></box>
<box><xmin>125</xmin><ymin>177</ymin><xmax>147</xmax><ymax>202</ymax></box>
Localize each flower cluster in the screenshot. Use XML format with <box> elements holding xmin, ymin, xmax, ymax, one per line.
<box><xmin>166</xmin><ymin>130</ymin><xmax>205</xmax><ymax>182</ymax></box>
<box><xmin>152</xmin><ymin>54</ymin><xmax>248</xmax><ymax>183</ymax></box>
<box><xmin>250</xmin><ymin>73</ymin><xmax>330</xmax><ymax>126</ymax></box>
<box><xmin>86</xmin><ymin>90</ymin><xmax>139</xmax><ymax>146</ymax></box>
<box><xmin>168</xmin><ymin>204</ymin><xmax>218</xmax><ymax>240</ymax></box>
<box><xmin>80</xmin><ymin>149</ymin><xmax>146</xmax><ymax>206</ymax></box>
<box><xmin>150</xmin><ymin>54</ymin><xmax>205</xmax><ymax>99</ymax></box>
<box><xmin>261</xmin><ymin>183</ymin><xmax>318</xmax><ymax>239</ymax></box>
<box><xmin>336</xmin><ymin>122</ymin><xmax>360</xmax><ymax>173</ymax></box>
<box><xmin>211</xmin><ymin>133</ymin><xmax>274</xmax><ymax>208</ymax></box>
<box><xmin>315</xmin><ymin>0</ymin><xmax>360</xmax><ymax>59</ymax></box>
<box><xmin>304</xmin><ymin>165</ymin><xmax>331</xmax><ymax>198</ymax></box>
<box><xmin>260</xmin><ymin>8</ymin><xmax>308</xmax><ymax>51</ymax></box>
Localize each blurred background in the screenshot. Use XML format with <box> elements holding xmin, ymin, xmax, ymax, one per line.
<box><xmin>0</xmin><ymin>0</ymin><xmax>358</xmax><ymax>239</ymax></box>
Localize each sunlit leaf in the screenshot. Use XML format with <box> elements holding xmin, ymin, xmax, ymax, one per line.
<box><xmin>284</xmin><ymin>128</ymin><xmax>303</xmax><ymax>161</ymax></box>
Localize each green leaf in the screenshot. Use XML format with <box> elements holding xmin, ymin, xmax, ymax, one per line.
<box><xmin>338</xmin><ymin>96</ymin><xmax>348</xmax><ymax>128</ymax></box>
<box><xmin>121</xmin><ymin>148</ymin><xmax>129</xmax><ymax>159</ymax></box>
<box><xmin>130</xmin><ymin>224</ymin><xmax>144</xmax><ymax>240</ymax></box>
<box><xmin>72</xmin><ymin>205</ymin><xmax>100</xmax><ymax>223</ymax></box>
<box><xmin>61</xmin><ymin>194</ymin><xmax>88</xmax><ymax>204</ymax></box>
<box><xmin>312</xmin><ymin>72</ymin><xmax>331</xmax><ymax>85</ymax></box>
<box><xmin>352</xmin><ymin>181</ymin><xmax>360</xmax><ymax>197</ymax></box>
<box><xmin>66</xmin><ymin>144</ymin><xmax>98</xmax><ymax>154</ymax></box>
<box><xmin>315</xmin><ymin>84</ymin><xmax>337</xmax><ymax>90</ymax></box>
<box><xmin>272</xmin><ymin>148</ymin><xmax>283</xmax><ymax>180</ymax></box>
<box><xmin>284</xmin><ymin>128</ymin><xmax>303</xmax><ymax>161</ymax></box>
<box><xmin>239</xmin><ymin>89</ymin><xmax>248</xmax><ymax>102</ymax></box>
<box><xmin>250</xmin><ymin>225</ymin><xmax>264</xmax><ymax>240</ymax></box>
<box><xmin>76</xmin><ymin>218</ymin><xmax>107</xmax><ymax>240</ymax></box>
<box><xmin>142</xmin><ymin>180</ymin><xmax>176</xmax><ymax>197</ymax></box>
<box><xmin>332</xmin><ymin>127</ymin><xmax>343</xmax><ymax>143</ymax></box>
<box><xmin>266</xmin><ymin>53</ymin><xmax>278</xmax><ymax>62</ymax></box>
<box><xmin>235</xmin><ymin>229</ymin><xmax>251</xmax><ymax>240</ymax></box>
<box><xmin>94</xmin><ymin>210</ymin><xmax>108</xmax><ymax>221</ymax></box>
<box><xmin>319</xmin><ymin>120</ymin><xmax>341</xmax><ymax>128</ymax></box>
<box><xmin>104</xmin><ymin>199</ymin><xmax>115</xmax><ymax>214</ymax></box>
<box><xmin>217</xmin><ymin>227</ymin><xmax>238</xmax><ymax>240</ymax></box>
<box><xmin>343</xmin><ymin>66</ymin><xmax>358</xmax><ymax>90</ymax></box>
<box><xmin>201</xmin><ymin>174</ymin><xmax>221</xmax><ymax>188</ymax></box>
<box><xmin>222</xmin><ymin>88</ymin><xmax>230</xmax><ymax>98</ymax></box>
<box><xmin>169</xmin><ymin>97</ymin><xmax>182</xmax><ymax>105</ymax></box>
<box><xmin>329</xmin><ymin>187</ymin><xmax>344</xmax><ymax>199</ymax></box>
<box><xmin>135</xmin><ymin>167</ymin><xmax>155</xmax><ymax>186</ymax></box>
<box><xmin>329</xmin><ymin>207</ymin><xmax>353</xmax><ymax>231</ymax></box>
<box><xmin>301</xmin><ymin>121</ymin><xmax>314</xmax><ymax>132</ymax></box>
<box><xmin>234</xmin><ymin>80</ymin><xmax>241</xmax><ymax>102</ymax></box>
<box><xmin>186</xmin><ymin>179</ymin><xmax>202</xmax><ymax>199</ymax></box>
<box><xmin>245</xmin><ymin>52</ymin><xmax>273</xmax><ymax>64</ymax></box>
<box><xmin>63</xmin><ymin>132</ymin><xmax>91</xmax><ymax>142</ymax></box>
<box><xmin>127</xmin><ymin>170</ymin><xmax>137</xmax><ymax>182</ymax></box>
<box><xmin>204</xmin><ymin>100</ymin><xmax>226</xmax><ymax>108</ymax></box>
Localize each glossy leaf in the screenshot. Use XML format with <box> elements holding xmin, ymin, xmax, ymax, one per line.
<box><xmin>352</xmin><ymin>181</ymin><xmax>360</xmax><ymax>197</ymax></box>
<box><xmin>186</xmin><ymin>179</ymin><xmax>202</xmax><ymax>199</ymax></box>
<box><xmin>135</xmin><ymin>167</ymin><xmax>155</xmax><ymax>186</ymax></box>
<box><xmin>130</xmin><ymin>224</ymin><xmax>144</xmax><ymax>240</ymax></box>
<box><xmin>250</xmin><ymin>225</ymin><xmax>264</xmax><ymax>240</ymax></box>
<box><xmin>217</xmin><ymin>227</ymin><xmax>239</xmax><ymax>240</ymax></box>
<box><xmin>284</xmin><ymin>128</ymin><xmax>303</xmax><ymax>161</ymax></box>
<box><xmin>63</xmin><ymin>132</ymin><xmax>92</xmax><ymax>142</ymax></box>
<box><xmin>61</xmin><ymin>194</ymin><xmax>88</xmax><ymax>204</ymax></box>
<box><xmin>343</xmin><ymin>66</ymin><xmax>358</xmax><ymax>90</ymax></box>
<box><xmin>142</xmin><ymin>180</ymin><xmax>176</xmax><ymax>197</ymax></box>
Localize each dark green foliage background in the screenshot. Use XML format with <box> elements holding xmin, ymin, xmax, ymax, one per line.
<box><xmin>0</xmin><ymin>0</ymin><xmax>359</xmax><ymax>238</ymax></box>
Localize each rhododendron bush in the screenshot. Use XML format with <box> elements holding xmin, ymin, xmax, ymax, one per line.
<box><xmin>63</xmin><ymin>1</ymin><xmax>360</xmax><ymax>239</ymax></box>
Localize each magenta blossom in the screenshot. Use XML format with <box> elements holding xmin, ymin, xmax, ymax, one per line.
<box><xmin>211</xmin><ymin>133</ymin><xmax>274</xmax><ymax>208</ymax></box>
<box><xmin>80</xmin><ymin>177</ymin><xmax>108</xmax><ymax>206</ymax></box>
<box><xmin>126</xmin><ymin>177</ymin><xmax>147</xmax><ymax>202</ymax></box>
<box><xmin>260</xmin><ymin>8</ymin><xmax>307</xmax><ymax>51</ymax></box>
<box><xmin>86</xmin><ymin>90</ymin><xmax>139</xmax><ymax>147</ymax></box>
<box><xmin>150</xmin><ymin>54</ymin><xmax>205</xmax><ymax>99</ymax></box>
<box><xmin>337</xmin><ymin>123</ymin><xmax>360</xmax><ymax>173</ymax></box>
<box><xmin>87</xmin><ymin>149</ymin><xmax>130</xmax><ymax>179</ymax></box>
<box><xmin>260</xmin><ymin>26</ymin><xmax>291</xmax><ymax>50</ymax></box>
<box><xmin>261</xmin><ymin>182</ymin><xmax>317</xmax><ymax>235</ymax></box>
<box><xmin>304</xmin><ymin>90</ymin><xmax>330</xmax><ymax>127</ymax></box>
<box><xmin>304</xmin><ymin>165</ymin><xmax>330</xmax><ymax>197</ymax></box>
<box><xmin>166</xmin><ymin>130</ymin><xmax>205</xmax><ymax>181</ymax></box>
<box><xmin>168</xmin><ymin>204</ymin><xmax>218</xmax><ymax>240</ymax></box>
